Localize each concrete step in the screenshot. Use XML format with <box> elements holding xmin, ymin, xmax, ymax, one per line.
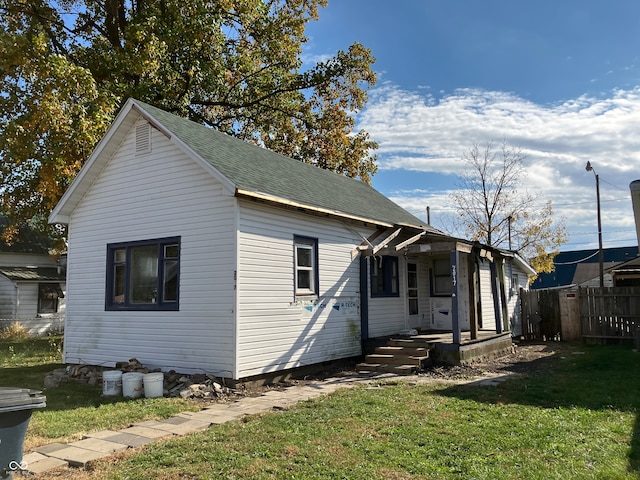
<box><xmin>365</xmin><ymin>353</ymin><xmax>430</xmax><ymax>367</ymax></box>
<box><xmin>375</xmin><ymin>345</ymin><xmax>430</xmax><ymax>357</ymax></box>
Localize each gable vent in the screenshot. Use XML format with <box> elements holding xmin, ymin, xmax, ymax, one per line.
<box><xmin>135</xmin><ymin>122</ymin><xmax>151</xmax><ymax>155</ymax></box>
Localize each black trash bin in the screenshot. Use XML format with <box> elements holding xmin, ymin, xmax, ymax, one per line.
<box><xmin>0</xmin><ymin>388</ymin><xmax>46</xmax><ymax>479</ymax></box>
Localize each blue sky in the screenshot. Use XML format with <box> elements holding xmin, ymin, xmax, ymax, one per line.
<box><xmin>304</xmin><ymin>1</ymin><xmax>640</xmax><ymax>252</ymax></box>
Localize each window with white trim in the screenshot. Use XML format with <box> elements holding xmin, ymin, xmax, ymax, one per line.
<box><xmin>106</xmin><ymin>237</ymin><xmax>180</xmax><ymax>310</ymax></box>
<box><xmin>294</xmin><ymin>236</ymin><xmax>318</xmax><ymax>297</ymax></box>
<box><xmin>510</xmin><ymin>274</ymin><xmax>519</xmax><ymax>298</ymax></box>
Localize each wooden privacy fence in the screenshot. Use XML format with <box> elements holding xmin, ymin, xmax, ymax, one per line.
<box><xmin>519</xmin><ymin>288</ymin><xmax>561</xmax><ymax>341</ymax></box>
<box><xmin>580</xmin><ymin>286</ymin><xmax>640</xmax><ymax>341</ymax></box>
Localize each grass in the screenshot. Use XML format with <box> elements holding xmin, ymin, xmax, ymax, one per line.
<box><xmin>0</xmin><ymin>336</ymin><xmax>202</xmax><ymax>450</ymax></box>
<box><xmin>89</xmin><ymin>363</ymin><xmax>639</xmax><ymax>479</ymax></box>
<box><xmin>4</xmin><ymin>338</ymin><xmax>640</xmax><ymax>479</ymax></box>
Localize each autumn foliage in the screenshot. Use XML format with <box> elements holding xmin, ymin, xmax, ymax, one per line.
<box><xmin>0</xmin><ymin>0</ymin><xmax>378</xmax><ymax>246</ymax></box>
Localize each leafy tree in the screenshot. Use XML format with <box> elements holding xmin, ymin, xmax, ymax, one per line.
<box><xmin>0</xmin><ymin>0</ymin><xmax>377</xmax><ymax>246</ymax></box>
<box><xmin>449</xmin><ymin>141</ymin><xmax>567</xmax><ymax>274</ymax></box>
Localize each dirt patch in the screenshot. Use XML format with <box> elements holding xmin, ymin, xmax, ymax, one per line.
<box><xmin>418</xmin><ymin>340</ymin><xmax>579</xmax><ymax>381</ymax></box>
<box><xmin>275</xmin><ymin>341</ymin><xmax>580</xmax><ymax>387</ymax></box>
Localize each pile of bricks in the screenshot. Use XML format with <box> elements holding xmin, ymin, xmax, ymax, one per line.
<box><xmin>43</xmin><ymin>358</ymin><xmax>237</xmax><ymax>401</ymax></box>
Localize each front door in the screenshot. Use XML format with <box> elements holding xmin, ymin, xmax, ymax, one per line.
<box><xmin>407</xmin><ymin>261</ymin><xmax>420</xmax><ymax>329</ymax></box>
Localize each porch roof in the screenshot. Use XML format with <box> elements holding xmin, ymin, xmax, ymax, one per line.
<box><xmin>0</xmin><ymin>267</ymin><xmax>65</xmax><ymax>282</ymax></box>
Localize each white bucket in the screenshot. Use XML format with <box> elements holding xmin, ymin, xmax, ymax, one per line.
<box><xmin>122</xmin><ymin>372</ymin><xmax>144</xmax><ymax>398</ymax></box>
<box><xmin>143</xmin><ymin>372</ymin><xmax>164</xmax><ymax>398</ymax></box>
<box><xmin>102</xmin><ymin>370</ymin><xmax>123</xmax><ymax>397</ymax></box>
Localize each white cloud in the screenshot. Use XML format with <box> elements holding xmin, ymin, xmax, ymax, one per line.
<box><xmin>359</xmin><ymin>84</ymin><xmax>640</xmax><ymax>250</ymax></box>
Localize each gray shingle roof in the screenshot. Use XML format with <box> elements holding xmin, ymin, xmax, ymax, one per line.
<box><xmin>135</xmin><ymin>100</ymin><xmax>437</xmax><ymax>231</ymax></box>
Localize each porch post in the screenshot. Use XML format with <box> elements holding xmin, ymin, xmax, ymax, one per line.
<box><xmin>496</xmin><ymin>258</ymin><xmax>510</xmax><ymax>333</ymax></box>
<box><xmin>450</xmin><ymin>250</ymin><xmax>461</xmax><ymax>344</ymax></box>
<box><xmin>467</xmin><ymin>251</ymin><xmax>479</xmax><ymax>340</ymax></box>
<box><xmin>490</xmin><ymin>261</ymin><xmax>503</xmax><ymax>334</ymax></box>
<box><xmin>359</xmin><ymin>255</ymin><xmax>369</xmax><ymax>341</ymax></box>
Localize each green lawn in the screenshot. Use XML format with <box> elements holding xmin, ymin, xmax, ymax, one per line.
<box><xmin>69</xmin><ymin>344</ymin><xmax>640</xmax><ymax>480</ymax></box>
<box><xmin>2</xmin><ymin>337</ymin><xmax>640</xmax><ymax>479</ymax></box>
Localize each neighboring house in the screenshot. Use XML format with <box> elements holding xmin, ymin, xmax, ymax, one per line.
<box><xmin>49</xmin><ymin>99</ymin><xmax>535</xmax><ymax>381</ymax></box>
<box><xmin>531</xmin><ymin>246</ymin><xmax>638</xmax><ymax>289</ymax></box>
<box><xmin>0</xmin><ymin>217</ymin><xmax>66</xmax><ymax>335</ymax></box>
<box><xmin>609</xmin><ymin>256</ymin><xmax>640</xmax><ymax>286</ymax></box>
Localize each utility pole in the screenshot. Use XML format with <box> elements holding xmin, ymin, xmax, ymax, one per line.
<box><xmin>586</xmin><ymin>161</ymin><xmax>604</xmax><ymax>288</ymax></box>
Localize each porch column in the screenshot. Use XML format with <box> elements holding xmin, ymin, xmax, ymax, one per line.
<box><xmin>359</xmin><ymin>256</ymin><xmax>369</xmax><ymax>341</ymax></box>
<box><xmin>496</xmin><ymin>258</ymin><xmax>510</xmax><ymax>333</ymax></box>
<box><xmin>450</xmin><ymin>250</ymin><xmax>461</xmax><ymax>344</ymax></box>
<box><xmin>490</xmin><ymin>261</ymin><xmax>503</xmax><ymax>334</ymax></box>
<box><xmin>467</xmin><ymin>251</ymin><xmax>479</xmax><ymax>340</ymax></box>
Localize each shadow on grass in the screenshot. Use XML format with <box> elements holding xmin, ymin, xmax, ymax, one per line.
<box><xmin>434</xmin><ymin>343</ymin><xmax>640</xmax><ymax>473</ymax></box>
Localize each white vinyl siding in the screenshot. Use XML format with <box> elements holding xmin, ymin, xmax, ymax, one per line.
<box><xmin>367</xmin><ymin>256</ymin><xmax>406</xmax><ymax>338</ymax></box>
<box><xmin>505</xmin><ymin>260</ymin><xmax>530</xmax><ymax>335</ymax></box>
<box><xmin>63</xmin><ymin>121</ymin><xmax>237</xmax><ymax>376</ymax></box>
<box><xmin>478</xmin><ymin>260</ymin><xmax>497</xmax><ymax>331</ymax></box>
<box><xmin>0</xmin><ymin>275</ymin><xmax>15</xmax><ymax>318</ymax></box>
<box><xmin>416</xmin><ymin>257</ymin><xmax>432</xmax><ymax>330</ymax></box>
<box><xmin>235</xmin><ymin>201</ymin><xmax>366</xmax><ymax>378</ymax></box>
<box><xmin>16</xmin><ymin>283</ymin><xmax>38</xmax><ymax>318</ymax></box>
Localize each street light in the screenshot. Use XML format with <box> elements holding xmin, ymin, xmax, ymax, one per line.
<box><xmin>585</xmin><ymin>161</ymin><xmax>604</xmax><ymax>288</ymax></box>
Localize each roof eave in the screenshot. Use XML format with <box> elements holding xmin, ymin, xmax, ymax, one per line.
<box><xmin>235</xmin><ymin>188</ymin><xmax>406</xmax><ymax>229</ymax></box>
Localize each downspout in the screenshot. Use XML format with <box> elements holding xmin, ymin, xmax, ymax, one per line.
<box><xmin>13</xmin><ymin>283</ymin><xmax>18</xmax><ymax>319</ymax></box>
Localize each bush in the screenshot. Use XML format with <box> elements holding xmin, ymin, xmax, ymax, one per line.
<box><xmin>0</xmin><ymin>321</ymin><xmax>30</xmax><ymax>341</ymax></box>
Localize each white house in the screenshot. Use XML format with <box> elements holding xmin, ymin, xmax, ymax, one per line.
<box><xmin>49</xmin><ymin>99</ymin><xmax>534</xmax><ymax>381</ymax></box>
<box><xmin>0</xmin><ymin>218</ymin><xmax>66</xmax><ymax>335</ymax></box>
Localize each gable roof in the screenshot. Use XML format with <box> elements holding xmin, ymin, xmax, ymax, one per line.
<box><xmin>50</xmin><ymin>98</ymin><xmax>437</xmax><ymax>232</ymax></box>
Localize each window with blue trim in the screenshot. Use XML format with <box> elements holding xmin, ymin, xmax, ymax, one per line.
<box><xmin>106</xmin><ymin>237</ymin><xmax>180</xmax><ymax>310</ymax></box>
<box><xmin>370</xmin><ymin>256</ymin><xmax>399</xmax><ymax>297</ymax></box>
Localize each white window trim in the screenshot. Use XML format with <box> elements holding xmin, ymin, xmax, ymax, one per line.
<box><xmin>294</xmin><ymin>236</ymin><xmax>318</xmax><ymax>297</ymax></box>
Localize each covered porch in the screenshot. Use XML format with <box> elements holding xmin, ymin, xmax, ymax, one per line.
<box><xmin>356</xmin><ymin>226</ymin><xmax>533</xmax><ymax>373</ymax></box>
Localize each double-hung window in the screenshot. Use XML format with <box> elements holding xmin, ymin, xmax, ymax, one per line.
<box><xmin>38</xmin><ymin>283</ymin><xmax>64</xmax><ymax>314</ymax></box>
<box><xmin>106</xmin><ymin>237</ymin><xmax>180</xmax><ymax>310</ymax></box>
<box><xmin>431</xmin><ymin>258</ymin><xmax>452</xmax><ymax>296</ymax></box>
<box><xmin>294</xmin><ymin>236</ymin><xmax>318</xmax><ymax>297</ymax></box>
<box><xmin>370</xmin><ymin>255</ymin><xmax>399</xmax><ymax>297</ymax></box>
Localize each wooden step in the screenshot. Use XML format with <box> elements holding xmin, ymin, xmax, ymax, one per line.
<box><xmin>356</xmin><ymin>363</ymin><xmax>420</xmax><ymax>374</ymax></box>
<box><xmin>387</xmin><ymin>338</ymin><xmax>436</xmax><ymax>349</ymax></box>
<box><xmin>375</xmin><ymin>346</ymin><xmax>430</xmax><ymax>357</ymax></box>
<box><xmin>365</xmin><ymin>353</ymin><xmax>430</xmax><ymax>367</ymax></box>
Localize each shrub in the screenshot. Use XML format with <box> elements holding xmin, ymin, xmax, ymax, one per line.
<box><xmin>0</xmin><ymin>321</ymin><xmax>31</xmax><ymax>341</ymax></box>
